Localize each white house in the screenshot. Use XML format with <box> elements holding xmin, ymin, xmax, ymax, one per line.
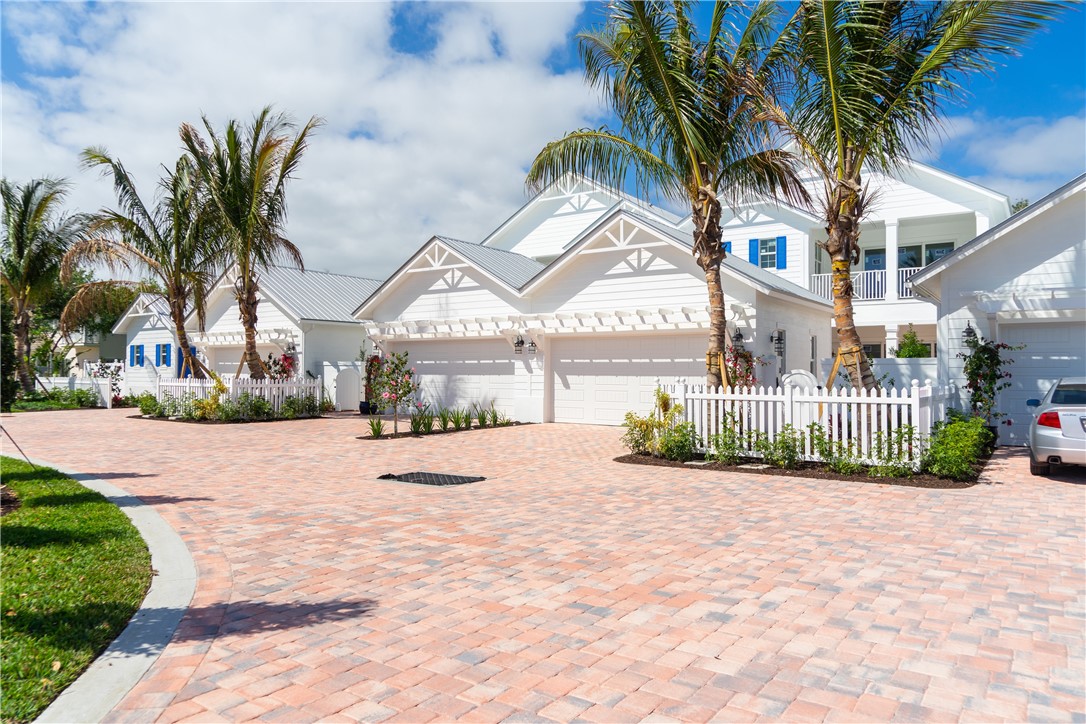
<box><xmin>910</xmin><ymin>173</ymin><xmax>1086</xmax><ymax>445</ymax></box>
<box><xmin>188</xmin><ymin>265</ymin><xmax>381</xmax><ymax>408</ymax></box>
<box><xmin>680</xmin><ymin>160</ymin><xmax>1012</xmax><ymax>360</ymax></box>
<box><xmin>356</xmin><ymin>178</ymin><xmax>833</xmax><ymax>424</ymax></box>
<box><xmin>112</xmin><ymin>293</ymin><xmax>183</xmax><ymax>393</ymax></box>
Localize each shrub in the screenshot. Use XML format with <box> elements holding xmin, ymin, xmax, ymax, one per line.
<box><xmin>659</xmin><ymin>421</ymin><xmax>699</xmax><ymax>462</ymax></box>
<box><xmin>437</xmin><ymin>407</ymin><xmax>452</xmax><ymax>432</ymax></box>
<box><xmin>922</xmin><ymin>416</ymin><xmax>992</xmax><ymax>480</ymax></box>
<box><xmin>368</xmin><ymin>416</ymin><xmax>385</xmax><ymax>438</ymax></box>
<box><xmin>958</xmin><ymin>334</ymin><xmax>1023</xmax><ymax>422</ymax></box>
<box><xmin>870</xmin><ymin>424</ymin><xmax>917</xmax><ymax>478</ymax></box>
<box><xmin>303</xmin><ymin>393</ymin><xmax>321</xmax><ymax>417</ymax></box>
<box><xmin>473</xmin><ymin>403</ymin><xmax>488</xmax><ymax>429</ymax></box>
<box><xmin>280</xmin><ymin>395</ymin><xmax>304</xmax><ymax>420</ymax></box>
<box><xmin>236</xmin><ymin>392</ymin><xmax>273</xmax><ymax>420</ymax></box>
<box><xmin>807</xmin><ymin>423</ymin><xmax>863</xmax><ymax>474</ymax></box>
<box><xmin>409</xmin><ymin>403</ymin><xmax>432</xmax><ymax>434</ymax></box>
<box><xmin>450</xmin><ymin>408</ymin><xmax>468</xmax><ymax>431</ymax></box>
<box><xmin>755</xmin><ymin>424</ymin><xmax>804</xmax><ymax>469</ymax></box>
<box><xmin>487</xmin><ymin>404</ymin><xmax>500</xmax><ymax>428</ymax></box>
<box><xmin>218</xmin><ymin>399</ymin><xmax>240</xmax><ymax>422</ymax></box>
<box><xmin>621</xmin><ymin>412</ymin><xmax>656</xmax><ymax>455</ymax></box>
<box><xmin>706</xmin><ymin>413</ymin><xmax>747</xmax><ymax>464</ymax></box>
<box><xmin>892</xmin><ymin>324</ymin><xmax>931</xmax><ymax>358</ymax></box>
<box><xmin>136</xmin><ymin>392</ymin><xmax>161</xmax><ymax>416</ymax></box>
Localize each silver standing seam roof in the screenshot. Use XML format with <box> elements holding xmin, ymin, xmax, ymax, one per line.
<box><xmin>260</xmin><ymin>266</ymin><xmax>382</xmax><ymax>324</ymax></box>
<box><xmin>434</xmin><ymin>236</ymin><xmax>546</xmax><ymax>289</ymax></box>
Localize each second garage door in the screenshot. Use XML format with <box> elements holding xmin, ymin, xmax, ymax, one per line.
<box><xmin>551</xmin><ymin>334</ymin><xmax>706</xmax><ymax>425</ymax></box>
<box><xmin>999</xmin><ymin>321</ymin><xmax>1086</xmax><ymax>445</ymax></box>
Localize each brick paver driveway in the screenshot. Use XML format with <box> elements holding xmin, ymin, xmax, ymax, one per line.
<box><xmin>5</xmin><ymin>409</ymin><xmax>1084</xmax><ymax>722</ymax></box>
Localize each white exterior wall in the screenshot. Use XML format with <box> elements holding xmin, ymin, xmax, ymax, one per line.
<box><xmin>931</xmin><ymin>184</ymin><xmax>1086</xmax><ymax>443</ymax></box>
<box><xmin>126</xmin><ymin>315</ymin><xmax>180</xmax><ymax>379</ymax></box>
<box><xmin>488</xmin><ymin>188</ymin><xmax>616</xmax><ymax>260</ymax></box>
<box><xmin>720</xmin><ymin>219</ymin><xmax>808</xmax><ymax>289</ymax></box>
<box><xmin>753</xmin><ymin>294</ymin><xmax>833</xmax><ymax>386</ymax></box>
<box><xmin>303</xmin><ymin>322</ymin><xmax>366</xmax><ymax>401</ymax></box>
<box><xmin>201</xmin><ymin>292</ymin><xmax>295</xmax><ymax>334</ymax></box>
<box><xmin>370</xmin><ymin>269</ymin><xmax>524</xmax><ymax>322</ymax></box>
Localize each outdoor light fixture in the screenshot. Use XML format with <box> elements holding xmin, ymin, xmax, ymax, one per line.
<box><xmin>513</xmin><ymin>336</ymin><xmax>525</xmax><ymax>354</ymax></box>
<box><xmin>527</xmin><ymin>339</ymin><xmax>537</xmax><ymax>354</ymax></box>
<box><xmin>731</xmin><ymin>329</ymin><xmax>744</xmax><ymax>350</ymax></box>
<box><xmin>962</xmin><ymin>322</ymin><xmax>977</xmax><ymax>343</ymax></box>
<box><xmin>770</xmin><ymin>330</ymin><xmax>786</xmax><ymax>357</ymax></box>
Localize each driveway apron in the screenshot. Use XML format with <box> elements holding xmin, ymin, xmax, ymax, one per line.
<box><xmin>5</xmin><ymin>409</ymin><xmax>1084</xmax><ymax>722</ymax></box>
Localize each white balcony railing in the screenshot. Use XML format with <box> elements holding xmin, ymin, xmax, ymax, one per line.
<box><xmin>810</xmin><ymin>266</ymin><xmax>925</xmax><ymax>301</ymax></box>
<box><xmin>810</xmin><ymin>269</ymin><xmax>886</xmax><ymax>301</ymax></box>
<box><xmin>898</xmin><ymin>266</ymin><xmax>922</xmax><ymax>298</ymax></box>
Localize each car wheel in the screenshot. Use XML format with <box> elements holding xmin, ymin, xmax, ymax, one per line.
<box><xmin>1029</xmin><ymin>458</ymin><xmax>1050</xmax><ymax>476</ymax></box>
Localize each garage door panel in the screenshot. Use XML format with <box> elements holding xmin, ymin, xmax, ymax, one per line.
<box><xmin>401</xmin><ymin>340</ymin><xmax>516</xmax><ymax>414</ymax></box>
<box><xmin>551</xmin><ymin>335</ymin><xmax>705</xmax><ymax>425</ymax></box>
<box><xmin>1000</xmin><ymin>322</ymin><xmax>1086</xmax><ymax>445</ymax></box>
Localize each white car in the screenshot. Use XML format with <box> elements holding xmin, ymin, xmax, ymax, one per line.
<box><xmin>1027</xmin><ymin>377</ymin><xmax>1086</xmax><ymax>476</ymax></box>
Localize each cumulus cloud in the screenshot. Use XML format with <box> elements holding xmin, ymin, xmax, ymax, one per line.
<box><xmin>1</xmin><ymin>1</ymin><xmax>599</xmax><ymax>278</ymax></box>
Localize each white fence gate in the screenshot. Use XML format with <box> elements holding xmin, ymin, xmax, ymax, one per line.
<box><xmin>156</xmin><ymin>377</ymin><xmax>322</xmax><ymax>414</ymax></box>
<box><xmin>661</xmin><ymin>378</ymin><xmax>951</xmax><ymax>467</ymax></box>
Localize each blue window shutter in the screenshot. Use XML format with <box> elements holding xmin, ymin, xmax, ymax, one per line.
<box><xmin>129</xmin><ymin>345</ymin><xmax>135</xmax><ymax>367</ymax></box>
<box><xmin>138</xmin><ymin>345</ymin><xmax>145</xmax><ymax>367</ymax></box>
<box><xmin>155</xmin><ymin>344</ymin><xmax>161</xmax><ymax>365</ymax></box>
<box><xmin>164</xmin><ymin>344</ymin><xmax>171</xmax><ymax>366</ymax></box>
<box><xmin>776</xmin><ymin>235</ymin><xmax>787</xmax><ymax>269</ymax></box>
<box><xmin>748</xmin><ymin>239</ymin><xmax>759</xmax><ymax>265</ymax></box>
<box><xmin>723</xmin><ymin>241</ymin><xmax>732</xmax><ymax>254</ymax></box>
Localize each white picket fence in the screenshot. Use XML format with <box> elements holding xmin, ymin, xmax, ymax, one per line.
<box><xmin>37</xmin><ymin>376</ymin><xmax>112</xmax><ymax>407</ymax></box>
<box><xmin>156</xmin><ymin>377</ymin><xmax>322</xmax><ymax>413</ymax></box>
<box><xmin>661</xmin><ymin>378</ymin><xmax>951</xmax><ymax>467</ymax></box>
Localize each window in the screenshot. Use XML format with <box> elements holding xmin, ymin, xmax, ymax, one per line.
<box><xmin>759</xmin><ymin>238</ymin><xmax>776</xmax><ymax>269</ymax></box>
<box><xmin>156</xmin><ymin>343</ymin><xmax>171</xmax><ymax>366</ymax></box>
<box><xmin>898</xmin><ymin>245</ymin><xmax>922</xmax><ymax>268</ymax></box>
<box><xmin>861</xmin><ymin>343</ymin><xmax>882</xmax><ymax>359</ymax></box>
<box><xmin>864</xmin><ymin>249</ymin><xmax>886</xmax><ymax>271</ymax></box>
<box><xmin>925</xmin><ymin>242</ymin><xmax>954</xmax><ymax>265</ymax></box>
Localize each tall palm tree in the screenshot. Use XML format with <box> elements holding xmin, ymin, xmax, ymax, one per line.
<box><xmin>180</xmin><ymin>106</ymin><xmax>321</xmax><ymax>379</ymax></box>
<box><xmin>62</xmin><ymin>150</ymin><xmax>220</xmax><ymax>379</ymax></box>
<box><xmin>1</xmin><ymin>178</ymin><xmax>85</xmax><ymax>393</ymax></box>
<box><xmin>763</xmin><ymin>0</ymin><xmax>1058</xmax><ymax>389</ymax></box>
<box><xmin>527</xmin><ymin>0</ymin><xmax>805</xmax><ymax>388</ymax></box>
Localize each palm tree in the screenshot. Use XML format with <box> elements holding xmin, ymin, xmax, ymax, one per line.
<box><xmin>62</xmin><ymin>150</ymin><xmax>220</xmax><ymax>379</ymax></box>
<box><xmin>1</xmin><ymin>178</ymin><xmax>85</xmax><ymax>393</ymax></box>
<box><xmin>527</xmin><ymin>1</ymin><xmax>805</xmax><ymax>388</ymax></box>
<box><xmin>180</xmin><ymin>106</ymin><xmax>321</xmax><ymax>379</ymax></box>
<box><xmin>763</xmin><ymin>0</ymin><xmax>1058</xmax><ymax>389</ymax></box>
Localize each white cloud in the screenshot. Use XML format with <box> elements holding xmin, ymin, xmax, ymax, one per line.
<box><xmin>1</xmin><ymin>1</ymin><xmax>599</xmax><ymax>279</ymax></box>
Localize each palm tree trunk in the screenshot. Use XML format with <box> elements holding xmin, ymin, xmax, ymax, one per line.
<box><xmin>236</xmin><ymin>279</ymin><xmax>265</xmax><ymax>379</ymax></box>
<box><xmin>169</xmin><ymin>301</ymin><xmax>205</xmax><ymax>380</ymax></box>
<box><xmin>691</xmin><ymin>187</ymin><xmax>731</xmax><ymax>389</ymax></box>
<box><xmin>824</xmin><ymin>172</ymin><xmax>878</xmax><ymax>391</ymax></box>
<box><xmin>13</xmin><ymin>307</ymin><xmax>33</xmax><ymax>395</ymax></box>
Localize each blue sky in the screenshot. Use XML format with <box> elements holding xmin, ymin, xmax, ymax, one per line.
<box><xmin>2</xmin><ymin>2</ymin><xmax>1083</xmax><ymax>277</ymax></box>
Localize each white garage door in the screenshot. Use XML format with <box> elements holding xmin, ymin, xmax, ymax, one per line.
<box><xmin>551</xmin><ymin>334</ymin><xmax>706</xmax><ymax>425</ymax></box>
<box><xmin>1000</xmin><ymin>322</ymin><xmax>1086</xmax><ymax>445</ymax></box>
<box><xmin>398</xmin><ymin>339</ymin><xmax>517</xmax><ymax>415</ymax></box>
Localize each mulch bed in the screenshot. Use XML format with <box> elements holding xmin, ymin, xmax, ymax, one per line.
<box><xmin>615</xmin><ymin>453</ymin><xmax>984</xmax><ymax>489</ymax></box>
<box><xmin>1</xmin><ymin>484</ymin><xmax>21</xmax><ymax>516</ymax></box>
<box><xmin>129</xmin><ymin>414</ymin><xmax>322</xmax><ymax>424</ymax></box>
<box><xmin>358</xmin><ymin>422</ymin><xmax>532</xmax><ymax>440</ymax></box>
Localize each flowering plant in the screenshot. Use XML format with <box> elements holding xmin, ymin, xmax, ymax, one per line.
<box><xmin>370</xmin><ymin>351</ymin><xmax>420</xmax><ymax>434</ymax></box>
<box><xmin>266</xmin><ymin>343</ymin><xmax>298</xmax><ymax>381</ymax></box>
<box><xmin>89</xmin><ymin>363</ymin><xmax>123</xmax><ymax>399</ymax></box>
<box><xmin>725</xmin><ymin>347</ymin><xmax>768</xmax><ymax>388</ymax></box>
<box><xmin>958</xmin><ymin>334</ymin><xmax>1024</xmax><ymax>422</ymax></box>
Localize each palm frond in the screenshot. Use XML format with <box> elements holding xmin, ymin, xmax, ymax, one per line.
<box><xmin>526</xmin><ymin>129</ymin><xmax>678</xmax><ymax>199</ymax></box>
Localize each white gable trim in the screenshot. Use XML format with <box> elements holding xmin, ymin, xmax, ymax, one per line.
<box><xmin>112</xmin><ymin>294</ymin><xmax>171</xmax><ymax>335</ymax></box>
<box><xmin>353</xmin><ymin>237</ymin><xmax>524</xmax><ymax>320</ymax></box>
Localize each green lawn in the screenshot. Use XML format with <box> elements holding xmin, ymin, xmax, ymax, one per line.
<box><xmin>0</xmin><ymin>457</ymin><xmax>151</xmax><ymax>724</ymax></box>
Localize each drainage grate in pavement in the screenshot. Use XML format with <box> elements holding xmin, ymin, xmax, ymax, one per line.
<box><xmin>377</xmin><ymin>471</ymin><xmax>486</xmax><ymax>486</ymax></box>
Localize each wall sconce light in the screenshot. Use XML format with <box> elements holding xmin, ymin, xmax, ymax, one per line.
<box><xmin>513</xmin><ymin>336</ymin><xmax>525</xmax><ymax>354</ymax></box>
<box><xmin>526</xmin><ymin>339</ymin><xmax>537</xmax><ymax>354</ymax></box>
<box><xmin>769</xmin><ymin>330</ymin><xmax>786</xmax><ymax>357</ymax></box>
<box><xmin>962</xmin><ymin>322</ymin><xmax>977</xmax><ymax>344</ymax></box>
<box><xmin>731</xmin><ymin>329</ymin><xmax>744</xmax><ymax>350</ymax></box>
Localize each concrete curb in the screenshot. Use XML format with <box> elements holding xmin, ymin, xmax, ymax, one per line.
<box><xmin>31</xmin><ymin>460</ymin><xmax>197</xmax><ymax>724</ymax></box>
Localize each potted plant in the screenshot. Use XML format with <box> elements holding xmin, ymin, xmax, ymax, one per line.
<box><xmin>362</xmin><ymin>353</ymin><xmax>381</xmax><ymax>415</ymax></box>
<box><xmin>958</xmin><ymin>333</ymin><xmax>1024</xmax><ymax>441</ymax></box>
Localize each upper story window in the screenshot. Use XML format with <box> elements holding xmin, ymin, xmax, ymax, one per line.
<box><xmin>866</xmin><ymin>241</ymin><xmax>957</xmax><ymax>271</ymax></box>
<box><xmin>925</xmin><ymin>242</ymin><xmax>954</xmax><ymax>264</ymax></box>
<box><xmin>741</xmin><ymin>236</ymin><xmax>787</xmax><ymax>269</ymax></box>
<box><xmin>759</xmin><ymin>238</ymin><xmax>777</xmax><ymax>269</ymax></box>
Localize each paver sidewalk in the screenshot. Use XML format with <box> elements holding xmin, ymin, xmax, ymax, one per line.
<box><xmin>5</xmin><ymin>409</ymin><xmax>1084</xmax><ymax>722</ymax></box>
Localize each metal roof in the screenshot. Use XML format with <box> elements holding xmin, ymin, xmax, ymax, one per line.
<box><xmin>260</xmin><ymin>266</ymin><xmax>382</xmax><ymax>324</ymax></box>
<box><xmin>435</xmin><ymin>237</ymin><xmax>546</xmax><ymax>289</ymax></box>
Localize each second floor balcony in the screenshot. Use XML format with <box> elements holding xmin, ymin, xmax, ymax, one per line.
<box><xmin>810</xmin><ymin>267</ymin><xmax>923</xmax><ymax>302</ymax></box>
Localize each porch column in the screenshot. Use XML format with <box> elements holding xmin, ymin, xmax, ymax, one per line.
<box><xmin>885</xmin><ymin>220</ymin><xmax>899</xmax><ymax>303</ymax></box>
<box><xmin>884</xmin><ymin>325</ymin><xmax>899</xmax><ymax>358</ymax></box>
